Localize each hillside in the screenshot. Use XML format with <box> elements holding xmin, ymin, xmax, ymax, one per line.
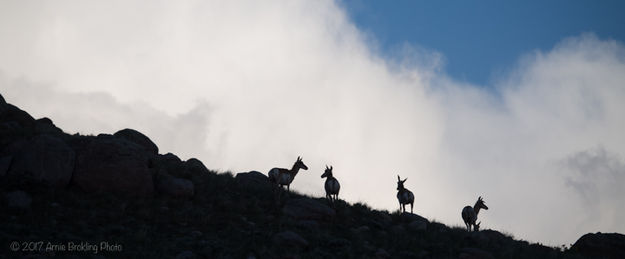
<box><xmin>1</xmin><ymin>93</ymin><xmax>624</xmax><ymax>259</ymax></box>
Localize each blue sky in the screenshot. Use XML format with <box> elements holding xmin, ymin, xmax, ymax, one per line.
<box><xmin>339</xmin><ymin>0</ymin><xmax>625</xmax><ymax>86</ymax></box>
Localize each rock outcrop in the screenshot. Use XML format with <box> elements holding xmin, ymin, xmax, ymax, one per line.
<box><xmin>7</xmin><ymin>135</ymin><xmax>75</xmax><ymax>188</ymax></box>
<box><xmin>571</xmin><ymin>232</ymin><xmax>625</xmax><ymax>259</ymax></box>
<box><xmin>5</xmin><ymin>190</ymin><xmax>32</xmax><ymax>209</ymax></box>
<box><xmin>235</xmin><ymin>171</ymin><xmax>268</xmax><ymax>184</ymax></box>
<box><xmin>155</xmin><ymin>172</ymin><xmax>195</xmax><ymax>199</ymax></box>
<box><xmin>71</xmin><ymin>135</ymin><xmax>154</xmax><ymax>197</ymax></box>
<box><xmin>282</xmin><ymin>198</ymin><xmax>336</xmax><ymax>221</ymax></box>
<box><xmin>1</xmin><ymin>93</ymin><xmax>623</xmax><ymax>258</ymax></box>
<box><xmin>114</xmin><ymin>128</ymin><xmax>159</xmax><ymax>155</ymax></box>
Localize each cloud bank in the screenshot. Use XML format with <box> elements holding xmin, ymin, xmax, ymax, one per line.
<box><xmin>1</xmin><ymin>0</ymin><xmax>624</xmax><ymax>245</ymax></box>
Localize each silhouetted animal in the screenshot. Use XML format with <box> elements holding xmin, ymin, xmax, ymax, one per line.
<box><xmin>321</xmin><ymin>165</ymin><xmax>340</xmax><ymax>203</ymax></box>
<box><xmin>462</xmin><ymin>196</ymin><xmax>488</xmax><ymax>232</ymax></box>
<box><xmin>268</xmin><ymin>156</ymin><xmax>308</xmax><ymax>191</ymax></box>
<box><xmin>396</xmin><ymin>175</ymin><xmax>414</xmax><ymax>213</ymax></box>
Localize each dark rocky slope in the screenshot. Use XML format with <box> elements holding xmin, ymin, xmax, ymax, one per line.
<box><xmin>1</xmin><ymin>93</ymin><xmax>623</xmax><ymax>258</ymax></box>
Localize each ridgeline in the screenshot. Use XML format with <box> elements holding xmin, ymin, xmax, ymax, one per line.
<box><xmin>1</xmin><ymin>93</ymin><xmax>623</xmax><ymax>258</ymax></box>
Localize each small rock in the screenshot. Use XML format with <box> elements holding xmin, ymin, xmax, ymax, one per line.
<box><xmin>352</xmin><ymin>225</ymin><xmax>370</xmax><ymax>234</ymax></box>
<box><xmin>5</xmin><ymin>190</ymin><xmax>32</xmax><ymax>209</ymax></box>
<box><xmin>156</xmin><ymin>173</ymin><xmax>194</xmax><ymax>198</ymax></box>
<box><xmin>175</xmin><ymin>250</ymin><xmax>196</xmax><ymax>259</ymax></box>
<box><xmin>296</xmin><ymin>220</ymin><xmax>319</xmax><ymax>229</ymax></box>
<box><xmin>235</xmin><ymin>171</ymin><xmax>269</xmax><ymax>184</ymax></box>
<box><xmin>282</xmin><ymin>198</ymin><xmax>335</xmax><ymax>221</ymax></box>
<box><xmin>408</xmin><ymin>220</ymin><xmax>427</xmax><ymax>231</ymax></box>
<box><xmin>35</xmin><ymin>117</ymin><xmax>62</xmax><ymax>134</ymax></box>
<box><xmin>399</xmin><ymin>212</ymin><xmax>429</xmax><ymax>224</ymax></box>
<box><xmin>185</xmin><ymin>158</ymin><xmax>209</xmax><ymax>175</ymax></box>
<box><xmin>375</xmin><ymin>248</ymin><xmax>390</xmax><ymax>258</ymax></box>
<box><xmin>114</xmin><ymin>128</ymin><xmax>159</xmax><ymax>155</ymax></box>
<box><xmin>273</xmin><ymin>231</ymin><xmax>309</xmax><ymax>249</ymax></box>
<box><xmin>390</xmin><ymin>225</ymin><xmax>405</xmax><ymax>234</ymax></box>
<box><xmin>459</xmin><ymin>247</ymin><xmax>495</xmax><ymax>259</ymax></box>
<box><xmin>0</xmin><ymin>156</ymin><xmax>11</xmax><ymax>177</ymax></box>
<box><xmin>328</xmin><ymin>238</ymin><xmax>351</xmax><ymax>248</ymax></box>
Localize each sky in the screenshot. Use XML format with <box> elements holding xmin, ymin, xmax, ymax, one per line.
<box><xmin>340</xmin><ymin>0</ymin><xmax>625</xmax><ymax>86</ymax></box>
<box><xmin>1</xmin><ymin>0</ymin><xmax>624</xmax><ymax>246</ymax></box>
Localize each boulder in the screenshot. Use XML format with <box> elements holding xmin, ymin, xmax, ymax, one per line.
<box><xmin>235</xmin><ymin>171</ymin><xmax>268</xmax><ymax>184</ymax></box>
<box><xmin>8</xmin><ymin>135</ymin><xmax>75</xmax><ymax>188</ymax></box>
<box><xmin>71</xmin><ymin>135</ymin><xmax>154</xmax><ymax>198</ymax></box>
<box><xmin>296</xmin><ymin>220</ymin><xmax>320</xmax><ymax>229</ymax></box>
<box><xmin>0</xmin><ymin>94</ymin><xmax>7</xmax><ymax>114</ymax></box>
<box><xmin>0</xmin><ymin>155</ymin><xmax>11</xmax><ymax>177</ymax></box>
<box><xmin>35</xmin><ymin>117</ymin><xmax>63</xmax><ymax>134</ymax></box>
<box><xmin>351</xmin><ymin>225</ymin><xmax>370</xmax><ymax>234</ymax></box>
<box><xmin>282</xmin><ymin>198</ymin><xmax>336</xmax><ymax>221</ymax></box>
<box><xmin>459</xmin><ymin>247</ymin><xmax>495</xmax><ymax>259</ymax></box>
<box><xmin>469</xmin><ymin>229</ymin><xmax>510</xmax><ymax>247</ymax></box>
<box><xmin>114</xmin><ymin>128</ymin><xmax>158</xmax><ymax>155</ymax></box>
<box><xmin>272</xmin><ymin>231</ymin><xmax>308</xmax><ymax>249</ymax></box>
<box><xmin>375</xmin><ymin>248</ymin><xmax>390</xmax><ymax>258</ymax></box>
<box><xmin>399</xmin><ymin>212</ymin><xmax>429</xmax><ymax>231</ymax></box>
<box><xmin>0</xmin><ymin>104</ymin><xmax>35</xmax><ymax>128</ymax></box>
<box><xmin>408</xmin><ymin>220</ymin><xmax>428</xmax><ymax>231</ymax></box>
<box><xmin>150</xmin><ymin>153</ymin><xmax>186</xmax><ymax>177</ymax></box>
<box><xmin>5</xmin><ymin>190</ymin><xmax>32</xmax><ymax>209</ymax></box>
<box><xmin>175</xmin><ymin>250</ymin><xmax>196</xmax><ymax>259</ymax></box>
<box><xmin>156</xmin><ymin>172</ymin><xmax>195</xmax><ymax>199</ymax></box>
<box><xmin>184</xmin><ymin>158</ymin><xmax>210</xmax><ymax>175</ymax></box>
<box><xmin>571</xmin><ymin>232</ymin><xmax>625</xmax><ymax>259</ymax></box>
<box><xmin>399</xmin><ymin>212</ymin><xmax>429</xmax><ymax>224</ymax></box>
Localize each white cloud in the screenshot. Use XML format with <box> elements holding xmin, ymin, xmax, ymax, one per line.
<box><xmin>1</xmin><ymin>1</ymin><xmax>624</xmax><ymax>246</ymax></box>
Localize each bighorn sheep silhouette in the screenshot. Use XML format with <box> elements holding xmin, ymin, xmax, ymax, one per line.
<box><xmin>268</xmin><ymin>156</ymin><xmax>308</xmax><ymax>191</ymax></box>
<box><xmin>396</xmin><ymin>175</ymin><xmax>414</xmax><ymax>213</ymax></box>
<box><xmin>321</xmin><ymin>165</ymin><xmax>340</xmax><ymax>203</ymax></box>
<box><xmin>462</xmin><ymin>196</ymin><xmax>488</xmax><ymax>232</ymax></box>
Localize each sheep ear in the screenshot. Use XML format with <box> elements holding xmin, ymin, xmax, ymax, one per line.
<box><xmin>397</xmin><ymin>175</ymin><xmax>401</xmax><ymax>181</ymax></box>
<box><xmin>403</xmin><ymin>178</ymin><xmax>408</xmax><ymax>183</ymax></box>
<box><xmin>330</xmin><ymin>166</ymin><xmax>333</xmax><ymax>170</ymax></box>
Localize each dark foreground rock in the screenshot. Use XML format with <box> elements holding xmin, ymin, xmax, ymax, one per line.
<box><xmin>0</xmin><ymin>93</ymin><xmax>622</xmax><ymax>258</ymax></box>
<box><xmin>235</xmin><ymin>171</ymin><xmax>269</xmax><ymax>184</ymax></box>
<box><xmin>282</xmin><ymin>197</ymin><xmax>336</xmax><ymax>221</ymax></box>
<box><xmin>273</xmin><ymin>230</ymin><xmax>309</xmax><ymax>250</ymax></box>
<box><xmin>71</xmin><ymin>135</ymin><xmax>154</xmax><ymax>197</ymax></box>
<box><xmin>156</xmin><ymin>173</ymin><xmax>195</xmax><ymax>198</ymax></box>
<box><xmin>5</xmin><ymin>190</ymin><xmax>32</xmax><ymax>209</ymax></box>
<box><xmin>570</xmin><ymin>232</ymin><xmax>625</xmax><ymax>259</ymax></box>
<box><xmin>7</xmin><ymin>135</ymin><xmax>75</xmax><ymax>188</ymax></box>
<box><xmin>114</xmin><ymin>128</ymin><xmax>159</xmax><ymax>155</ymax></box>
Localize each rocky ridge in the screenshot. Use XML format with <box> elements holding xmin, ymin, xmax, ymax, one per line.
<box><xmin>1</xmin><ymin>93</ymin><xmax>624</xmax><ymax>258</ymax></box>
